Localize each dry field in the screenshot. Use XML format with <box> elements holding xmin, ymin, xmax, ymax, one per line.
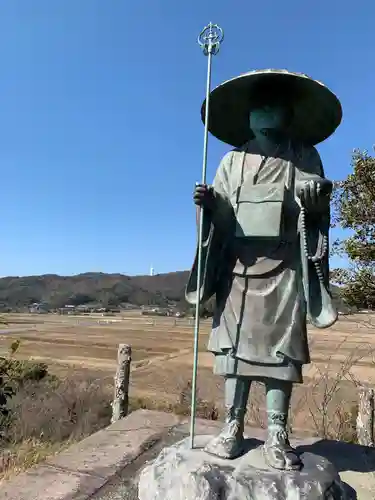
<box><xmin>1</xmin><ymin>311</ymin><xmax>375</xmax><ymax>435</ymax></box>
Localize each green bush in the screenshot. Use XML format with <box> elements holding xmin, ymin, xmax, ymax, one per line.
<box><xmin>0</xmin><ymin>358</ymin><xmax>48</xmax><ymax>386</ymax></box>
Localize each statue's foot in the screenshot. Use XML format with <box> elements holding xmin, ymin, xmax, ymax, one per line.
<box><xmin>204</xmin><ymin>420</ymin><xmax>244</xmax><ymax>459</ymax></box>
<box><xmin>263</xmin><ymin>428</ymin><xmax>302</xmax><ymax>471</ymax></box>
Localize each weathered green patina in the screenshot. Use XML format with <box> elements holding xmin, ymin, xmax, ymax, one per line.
<box><xmin>186</xmin><ymin>69</ymin><xmax>342</xmax><ymax>471</ymax></box>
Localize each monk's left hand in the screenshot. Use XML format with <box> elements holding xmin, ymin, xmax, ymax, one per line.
<box><xmin>298</xmin><ymin>179</ymin><xmax>332</xmax><ymax>212</ymax></box>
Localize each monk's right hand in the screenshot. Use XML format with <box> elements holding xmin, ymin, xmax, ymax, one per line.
<box><xmin>193</xmin><ymin>183</ymin><xmax>216</xmax><ymax>211</ymax></box>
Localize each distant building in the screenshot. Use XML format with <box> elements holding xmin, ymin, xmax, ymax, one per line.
<box><xmin>29</xmin><ymin>302</ymin><xmax>49</xmax><ymax>314</ymax></box>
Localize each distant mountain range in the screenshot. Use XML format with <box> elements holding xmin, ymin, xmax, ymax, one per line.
<box><xmin>0</xmin><ymin>271</ymin><xmax>347</xmax><ymax>313</ymax></box>
<box><xmin>0</xmin><ymin>271</ymin><xmax>189</xmax><ymax>312</ymax></box>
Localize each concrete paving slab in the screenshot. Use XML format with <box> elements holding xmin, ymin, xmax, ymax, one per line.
<box><xmin>46</xmin><ymin>427</ymin><xmax>158</xmax><ymax>479</ymax></box>
<box><xmin>46</xmin><ymin>410</ymin><xmax>181</xmax><ymax>478</ymax></box>
<box><xmin>90</xmin><ymin>427</ymin><xmax>188</xmax><ymax>500</ymax></box>
<box><xmin>0</xmin><ymin>464</ymin><xmax>105</xmax><ymax>500</ymax></box>
<box><xmin>106</xmin><ymin>409</ymin><xmax>182</xmax><ymax>433</ymax></box>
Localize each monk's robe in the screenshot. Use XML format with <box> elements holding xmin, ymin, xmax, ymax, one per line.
<box><xmin>186</xmin><ymin>139</ymin><xmax>337</xmax><ymax>383</ymax></box>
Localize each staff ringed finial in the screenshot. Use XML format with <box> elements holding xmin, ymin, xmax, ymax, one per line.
<box><xmin>198</xmin><ymin>22</ymin><xmax>224</xmax><ymax>56</ymax></box>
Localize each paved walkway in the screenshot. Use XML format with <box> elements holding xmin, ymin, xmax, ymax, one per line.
<box><xmin>0</xmin><ymin>410</ymin><xmax>374</xmax><ymax>499</ymax></box>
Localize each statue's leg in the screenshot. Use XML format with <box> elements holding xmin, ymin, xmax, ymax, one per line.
<box><xmin>204</xmin><ymin>376</ymin><xmax>250</xmax><ymax>459</ymax></box>
<box><xmin>263</xmin><ymin>379</ymin><xmax>302</xmax><ymax>471</ymax></box>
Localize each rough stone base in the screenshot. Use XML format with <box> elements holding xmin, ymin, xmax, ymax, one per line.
<box><xmin>138</xmin><ymin>435</ymin><xmax>346</xmax><ymax>500</ymax></box>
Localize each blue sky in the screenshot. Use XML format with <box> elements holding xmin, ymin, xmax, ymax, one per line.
<box><xmin>0</xmin><ymin>1</ymin><xmax>373</xmax><ymax>277</ymax></box>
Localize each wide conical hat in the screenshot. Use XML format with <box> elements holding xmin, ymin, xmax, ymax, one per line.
<box><xmin>201</xmin><ymin>69</ymin><xmax>342</xmax><ymax>147</ymax></box>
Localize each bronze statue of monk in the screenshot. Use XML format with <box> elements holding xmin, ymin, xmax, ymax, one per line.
<box><xmin>186</xmin><ymin>69</ymin><xmax>342</xmax><ymax>471</ymax></box>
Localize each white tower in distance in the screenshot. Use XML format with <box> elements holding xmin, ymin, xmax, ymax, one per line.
<box><xmin>150</xmin><ymin>265</ymin><xmax>154</xmax><ymax>277</ymax></box>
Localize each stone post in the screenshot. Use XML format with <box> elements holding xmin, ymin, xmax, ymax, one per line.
<box><xmin>111</xmin><ymin>344</ymin><xmax>131</xmax><ymax>423</ymax></box>
<box><xmin>356</xmin><ymin>386</ymin><xmax>374</xmax><ymax>446</ymax></box>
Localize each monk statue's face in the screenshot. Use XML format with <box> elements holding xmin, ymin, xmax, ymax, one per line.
<box><xmin>249</xmin><ymin>105</ymin><xmax>287</xmax><ymax>132</ymax></box>
<box><xmin>249</xmin><ymin>103</ymin><xmax>292</xmax><ymax>153</ymax></box>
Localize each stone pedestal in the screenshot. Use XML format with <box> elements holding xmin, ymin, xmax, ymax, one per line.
<box><xmin>138</xmin><ymin>435</ymin><xmax>346</xmax><ymax>500</ymax></box>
